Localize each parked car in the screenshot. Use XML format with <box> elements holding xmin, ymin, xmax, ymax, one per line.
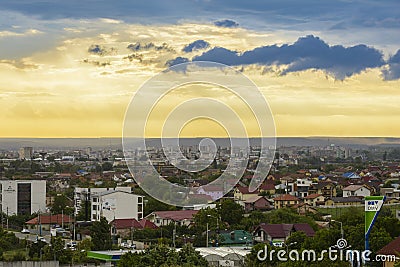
<box><xmin>21</xmin><ymin>228</ymin><xmax>30</xmax><ymax>234</ymax></box>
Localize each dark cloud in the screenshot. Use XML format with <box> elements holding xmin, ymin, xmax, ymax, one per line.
<box><xmin>82</xmin><ymin>58</ymin><xmax>110</xmax><ymax>67</ymax></box>
<box><xmin>127</xmin><ymin>42</ymin><xmax>173</xmax><ymax>52</ymax></box>
<box><xmin>190</xmin><ymin>35</ymin><xmax>385</xmax><ymax>79</ymax></box>
<box><xmin>182</xmin><ymin>40</ymin><xmax>210</xmax><ymax>53</ymax></box>
<box><xmin>383</xmin><ymin>50</ymin><xmax>400</xmax><ymax>80</ymax></box>
<box><xmin>165</xmin><ymin>56</ymin><xmax>189</xmax><ymax>67</ymax></box>
<box><xmin>214</xmin><ymin>19</ymin><xmax>239</xmax><ymax>28</ymax></box>
<box><xmin>88</xmin><ymin>45</ymin><xmax>115</xmax><ymax>56</ymax></box>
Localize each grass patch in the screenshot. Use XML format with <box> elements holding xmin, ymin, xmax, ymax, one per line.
<box><xmin>2</xmin><ymin>248</ymin><xmax>27</xmax><ymax>261</ymax></box>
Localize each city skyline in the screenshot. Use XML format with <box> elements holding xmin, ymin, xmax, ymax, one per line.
<box><xmin>0</xmin><ymin>1</ymin><xmax>399</xmax><ymax>138</ymax></box>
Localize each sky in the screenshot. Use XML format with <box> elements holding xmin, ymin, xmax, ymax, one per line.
<box><xmin>0</xmin><ymin>0</ymin><xmax>399</xmax><ymax>138</ymax></box>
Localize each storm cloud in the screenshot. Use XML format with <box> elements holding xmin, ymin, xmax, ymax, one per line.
<box><xmin>188</xmin><ymin>35</ymin><xmax>386</xmax><ymax>79</ymax></box>
<box><xmin>182</xmin><ymin>40</ymin><xmax>210</xmax><ymax>53</ymax></box>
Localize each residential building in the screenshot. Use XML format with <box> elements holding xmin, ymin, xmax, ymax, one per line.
<box><xmin>377</xmin><ymin>236</ymin><xmax>400</xmax><ymax>267</ymax></box>
<box><xmin>342</xmin><ymin>185</ymin><xmax>371</xmax><ymax>198</ymax></box>
<box><xmin>243</xmin><ymin>196</ymin><xmax>273</xmax><ymax>212</ymax></box>
<box><xmin>74</xmin><ymin>187</ymin><xmax>132</xmax><ymax>216</ymax></box>
<box><xmin>145</xmin><ymin>210</ymin><xmax>199</xmax><ymax>227</ymax></box>
<box><xmin>381</xmin><ymin>187</ymin><xmax>400</xmax><ymax>198</ymax></box>
<box><xmin>25</xmin><ymin>214</ymin><xmax>73</xmax><ymax>231</ymax></box>
<box><xmin>233</xmin><ymin>186</ymin><xmax>259</xmax><ymax>201</ymax></box>
<box><xmin>253</xmin><ymin>223</ymin><xmax>315</xmax><ymax>244</ymax></box>
<box><xmin>303</xmin><ymin>194</ymin><xmax>325</xmax><ymax>206</ymax></box>
<box><xmin>110</xmin><ymin>218</ymin><xmax>157</xmax><ymax>237</ymax></box>
<box><xmin>325</xmin><ymin>197</ymin><xmax>363</xmax><ymax>206</ymax></box>
<box><xmin>308</xmin><ymin>181</ymin><xmax>337</xmax><ymax>198</ymax></box>
<box><xmin>289</xmin><ymin>178</ymin><xmax>312</xmax><ymax>198</ymax></box>
<box><xmin>0</xmin><ymin>180</ymin><xmax>46</xmax><ymax>215</ymax></box>
<box><xmin>90</xmin><ymin>190</ymin><xmax>143</xmax><ymax>222</ymax></box>
<box><xmin>217</xmin><ymin>230</ymin><xmax>253</xmax><ymax>247</ymax></box>
<box><xmin>273</xmin><ymin>194</ymin><xmax>299</xmax><ymax>209</ymax></box>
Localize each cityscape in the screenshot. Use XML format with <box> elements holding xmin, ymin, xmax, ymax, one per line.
<box><xmin>1</xmin><ymin>0</ymin><xmax>400</xmax><ymax>266</ymax></box>
<box><xmin>0</xmin><ymin>139</ymin><xmax>400</xmax><ymax>266</ymax></box>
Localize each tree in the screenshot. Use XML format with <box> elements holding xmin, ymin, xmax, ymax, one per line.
<box><xmin>118</xmin><ymin>244</ymin><xmax>208</xmax><ymax>267</ymax></box>
<box><xmin>51</xmin><ymin>194</ymin><xmax>74</xmax><ymax>215</ymax></box>
<box><xmin>91</xmin><ymin>217</ymin><xmax>112</xmax><ymax>250</ymax></box>
<box><xmin>73</xmin><ymin>238</ymin><xmax>93</xmax><ymax>264</ymax></box>
<box><xmin>42</xmin><ymin>236</ymin><xmax>72</xmax><ymax>264</ymax></box>
<box><xmin>218</xmin><ymin>199</ymin><xmax>244</xmax><ymax>227</ymax></box>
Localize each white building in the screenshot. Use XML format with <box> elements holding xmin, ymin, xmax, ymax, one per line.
<box><xmin>0</xmin><ymin>180</ymin><xmax>46</xmax><ymax>215</ymax></box>
<box><xmin>74</xmin><ymin>187</ymin><xmax>143</xmax><ymax>222</ymax></box>
<box><xmin>342</xmin><ymin>184</ymin><xmax>371</xmax><ymax>198</ymax></box>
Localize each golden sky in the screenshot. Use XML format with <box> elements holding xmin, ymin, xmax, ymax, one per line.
<box><xmin>1</xmin><ymin>21</ymin><xmax>400</xmax><ymax>138</ymax></box>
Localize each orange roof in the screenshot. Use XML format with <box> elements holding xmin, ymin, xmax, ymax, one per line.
<box><xmin>304</xmin><ymin>193</ymin><xmax>323</xmax><ymax>199</ymax></box>
<box><xmin>26</xmin><ymin>214</ymin><xmax>73</xmax><ymax>225</ymax></box>
<box><xmin>273</xmin><ymin>194</ymin><xmax>299</xmax><ymax>201</ymax></box>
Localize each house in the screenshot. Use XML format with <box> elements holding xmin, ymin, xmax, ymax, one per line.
<box><xmin>381</xmin><ymin>187</ymin><xmax>400</xmax><ymax>198</ymax></box>
<box><xmin>217</xmin><ymin>230</ymin><xmax>253</xmax><ymax>247</ymax></box>
<box><xmin>291</xmin><ymin>203</ymin><xmax>318</xmax><ymax>215</ymax></box>
<box><xmin>110</xmin><ymin>218</ymin><xmax>142</xmax><ymax>237</ymax></box>
<box><xmin>233</xmin><ymin>185</ymin><xmax>259</xmax><ymax>201</ymax></box>
<box><xmin>243</xmin><ymin>196</ymin><xmax>273</xmax><ymax>212</ymax></box>
<box><xmin>273</xmin><ymin>194</ymin><xmax>299</xmax><ymax>209</ymax></box>
<box><xmin>308</xmin><ymin>181</ymin><xmax>337</xmax><ymax>198</ymax></box>
<box><xmin>303</xmin><ymin>194</ymin><xmax>325</xmax><ymax>206</ymax></box>
<box><xmin>342</xmin><ymin>184</ymin><xmax>371</xmax><ymax>198</ymax></box>
<box><xmin>25</xmin><ymin>214</ymin><xmax>73</xmax><ymax>231</ymax></box>
<box><xmin>145</xmin><ymin>210</ymin><xmax>199</xmax><ymax>227</ymax></box>
<box><xmin>259</xmin><ymin>182</ymin><xmax>276</xmax><ymax>195</ymax></box>
<box><xmin>289</xmin><ymin>179</ymin><xmax>312</xmax><ymax>198</ymax></box>
<box><xmin>377</xmin><ymin>236</ymin><xmax>400</xmax><ymax>267</ymax></box>
<box><xmin>325</xmin><ymin>197</ymin><xmax>363</xmax><ymax>206</ymax></box>
<box><xmin>110</xmin><ymin>218</ymin><xmax>158</xmax><ymax>237</ymax></box>
<box><xmin>253</xmin><ymin>223</ymin><xmax>315</xmax><ymax>245</ymax></box>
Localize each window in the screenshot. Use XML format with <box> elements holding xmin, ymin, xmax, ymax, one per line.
<box><xmin>93</xmin><ymin>197</ymin><xmax>98</xmax><ymax>202</ymax></box>
<box><xmin>17</xmin><ymin>183</ymin><xmax>31</xmax><ymax>215</ymax></box>
<box><xmin>92</xmin><ymin>205</ymin><xmax>98</xmax><ymax>211</ymax></box>
<box><xmin>92</xmin><ymin>214</ymin><xmax>97</xmax><ymax>220</ymax></box>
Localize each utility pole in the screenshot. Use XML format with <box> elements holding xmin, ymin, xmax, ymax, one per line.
<box><xmin>6</xmin><ymin>206</ymin><xmax>9</xmax><ymax>230</ymax></box>
<box><xmin>206</xmin><ymin>223</ymin><xmax>209</xmax><ymax>247</ymax></box>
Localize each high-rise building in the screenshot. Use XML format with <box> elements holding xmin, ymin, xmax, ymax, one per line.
<box><xmin>0</xmin><ymin>180</ymin><xmax>46</xmax><ymax>215</ymax></box>
<box><xmin>18</xmin><ymin>147</ymin><xmax>33</xmax><ymax>160</ymax></box>
<box><xmin>74</xmin><ymin>187</ymin><xmax>143</xmax><ymax>222</ymax></box>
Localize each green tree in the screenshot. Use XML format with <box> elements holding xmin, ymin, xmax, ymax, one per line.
<box><xmin>73</xmin><ymin>238</ymin><xmax>93</xmax><ymax>263</ymax></box>
<box><xmin>91</xmin><ymin>217</ymin><xmax>112</xmax><ymax>250</ymax></box>
<box><xmin>50</xmin><ymin>194</ymin><xmax>74</xmax><ymax>215</ymax></box>
<box><xmin>118</xmin><ymin>244</ymin><xmax>208</xmax><ymax>267</ymax></box>
<box><xmin>42</xmin><ymin>236</ymin><xmax>72</xmax><ymax>264</ymax></box>
<box><xmin>218</xmin><ymin>199</ymin><xmax>244</xmax><ymax>227</ymax></box>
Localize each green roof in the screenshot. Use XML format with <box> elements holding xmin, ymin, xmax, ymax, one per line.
<box><xmin>218</xmin><ymin>230</ymin><xmax>253</xmax><ymax>246</ymax></box>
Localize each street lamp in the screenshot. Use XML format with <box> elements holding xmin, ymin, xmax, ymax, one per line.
<box><xmin>331</xmin><ymin>219</ymin><xmax>344</xmax><ymax>239</ymax></box>
<box><xmin>207</xmin><ymin>214</ymin><xmax>220</xmax><ymax>247</ymax></box>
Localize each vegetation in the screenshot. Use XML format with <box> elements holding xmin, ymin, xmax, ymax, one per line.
<box><xmin>118</xmin><ymin>244</ymin><xmax>208</xmax><ymax>267</ymax></box>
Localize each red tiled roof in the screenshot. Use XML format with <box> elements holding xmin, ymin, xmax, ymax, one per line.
<box><xmin>260</xmin><ymin>183</ymin><xmax>275</xmax><ymax>191</ymax></box>
<box><xmin>139</xmin><ymin>219</ymin><xmax>158</xmax><ymax>229</ymax></box>
<box><xmin>111</xmin><ymin>218</ymin><xmax>142</xmax><ymax>229</ymax></box>
<box><xmin>26</xmin><ymin>214</ymin><xmax>73</xmax><ymax>225</ymax></box>
<box><xmin>274</xmin><ymin>194</ymin><xmax>299</xmax><ymax>201</ymax></box>
<box><xmin>151</xmin><ymin>210</ymin><xmax>199</xmax><ymax>221</ymax></box>
<box><xmin>293</xmin><ymin>223</ymin><xmax>315</xmax><ymax>237</ymax></box>
<box><xmin>304</xmin><ymin>193</ymin><xmax>323</xmax><ymax>199</ymax></box>
<box><xmin>235</xmin><ymin>185</ymin><xmax>258</xmax><ymax>194</ymax></box>
<box><xmin>378</xmin><ymin>236</ymin><xmax>400</xmax><ymax>255</ymax></box>
<box><xmin>257</xmin><ymin>223</ymin><xmax>291</xmax><ymax>238</ymax></box>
